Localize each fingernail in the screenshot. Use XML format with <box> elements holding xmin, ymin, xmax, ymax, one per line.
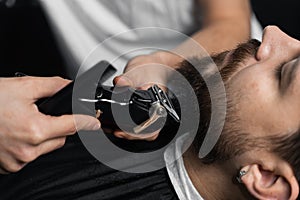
<box><xmin>92</xmin><ymin>123</ymin><xmax>101</xmax><ymax>130</ymax></box>
<box><xmin>115</xmin><ymin>76</ymin><xmax>132</xmax><ymax>86</ymax></box>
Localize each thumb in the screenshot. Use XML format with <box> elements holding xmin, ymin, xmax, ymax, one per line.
<box><xmin>113</xmin><ymin>75</ymin><xmax>133</xmax><ymax>87</ymax></box>
<box><xmin>74</xmin><ymin>114</ymin><xmax>101</xmax><ymax>131</ymax></box>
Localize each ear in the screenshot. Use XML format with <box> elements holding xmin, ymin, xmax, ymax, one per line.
<box><xmin>239</xmin><ymin>164</ymin><xmax>299</xmax><ymax>200</ymax></box>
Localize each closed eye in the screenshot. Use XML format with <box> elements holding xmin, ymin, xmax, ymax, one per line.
<box><xmin>274</xmin><ymin>64</ymin><xmax>284</xmax><ymax>86</ymax></box>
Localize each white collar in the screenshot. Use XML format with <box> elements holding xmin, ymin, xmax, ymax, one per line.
<box><xmin>164</xmin><ymin>133</ymin><xmax>204</xmax><ymax>200</ymax></box>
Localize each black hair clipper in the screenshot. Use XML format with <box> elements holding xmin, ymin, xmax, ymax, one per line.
<box><xmin>36</xmin><ymin>61</ymin><xmax>180</xmax><ymax>135</ymax></box>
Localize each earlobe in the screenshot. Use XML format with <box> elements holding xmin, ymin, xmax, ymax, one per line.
<box><xmin>239</xmin><ymin>164</ymin><xmax>299</xmax><ymax>200</ymax></box>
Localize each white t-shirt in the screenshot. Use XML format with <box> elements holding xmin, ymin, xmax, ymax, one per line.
<box><xmin>39</xmin><ymin>0</ymin><xmax>262</xmax><ymax>79</ymax></box>
<box><xmin>39</xmin><ymin>0</ymin><xmax>200</xmax><ymax>78</ymax></box>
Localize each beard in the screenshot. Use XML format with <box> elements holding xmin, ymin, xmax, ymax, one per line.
<box><xmin>175</xmin><ymin>39</ymin><xmax>262</xmax><ymax>163</ymax></box>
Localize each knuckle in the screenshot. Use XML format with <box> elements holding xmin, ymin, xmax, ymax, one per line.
<box><xmin>16</xmin><ymin>147</ymin><xmax>37</xmax><ymax>163</ymax></box>
<box><xmin>53</xmin><ymin>76</ymin><xmax>62</xmax><ymax>80</ymax></box>
<box><xmin>53</xmin><ymin>76</ymin><xmax>66</xmax><ymax>84</ymax></box>
<box><xmin>28</xmin><ymin>134</ymin><xmax>42</xmax><ymax>145</ymax></box>
<box><xmin>60</xmin><ymin>116</ymin><xmax>76</xmax><ymax>133</ymax></box>
<box><xmin>62</xmin><ymin>125</ymin><xmax>76</xmax><ymax>135</ymax></box>
<box><xmin>5</xmin><ymin>163</ymin><xmax>23</xmax><ymax>173</ymax></box>
<box><xmin>57</xmin><ymin>138</ymin><xmax>66</xmax><ymax>149</ymax></box>
<box><xmin>68</xmin><ymin>125</ymin><xmax>77</xmax><ymax>134</ymax></box>
<box><xmin>127</xmin><ymin>55</ymin><xmax>146</xmax><ymax>65</ymax></box>
<box><xmin>26</xmin><ymin>121</ymin><xmax>44</xmax><ymax>145</ymax></box>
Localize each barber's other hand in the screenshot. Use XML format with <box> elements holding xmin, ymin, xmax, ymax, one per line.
<box><xmin>115</xmin><ymin>51</ymin><xmax>181</xmax><ymax>89</ymax></box>
<box><xmin>112</xmin><ymin>51</ymin><xmax>181</xmax><ymax>141</ymax></box>
<box><xmin>0</xmin><ymin>76</ymin><xmax>100</xmax><ymax>174</ymax></box>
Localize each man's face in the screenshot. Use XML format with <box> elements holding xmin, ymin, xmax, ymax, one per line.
<box><xmin>225</xmin><ymin>26</ymin><xmax>300</xmax><ymax>141</ymax></box>
<box><xmin>178</xmin><ymin>26</ymin><xmax>300</xmax><ymax>200</ymax></box>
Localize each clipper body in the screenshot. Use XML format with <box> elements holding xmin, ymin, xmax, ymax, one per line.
<box><xmin>36</xmin><ymin>61</ymin><xmax>180</xmax><ymax>135</ymax></box>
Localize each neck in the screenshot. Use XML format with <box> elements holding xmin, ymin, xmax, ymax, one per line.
<box><xmin>182</xmin><ymin>147</ymin><xmax>245</xmax><ymax>200</ymax></box>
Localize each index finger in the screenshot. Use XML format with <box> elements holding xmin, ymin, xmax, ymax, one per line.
<box><xmin>39</xmin><ymin>114</ymin><xmax>101</xmax><ymax>140</ymax></box>
<box><xmin>22</xmin><ymin>76</ymin><xmax>71</xmax><ymax>100</ymax></box>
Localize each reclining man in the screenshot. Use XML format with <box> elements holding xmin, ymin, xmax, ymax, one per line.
<box><xmin>1</xmin><ymin>26</ymin><xmax>300</xmax><ymax>200</ymax></box>
<box><xmin>178</xmin><ymin>26</ymin><xmax>300</xmax><ymax>199</ymax></box>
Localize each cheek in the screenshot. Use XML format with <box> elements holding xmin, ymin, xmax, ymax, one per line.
<box><xmin>280</xmin><ymin>97</ymin><xmax>300</xmax><ymax>128</ymax></box>
<box><xmin>229</xmin><ymin>84</ymin><xmax>298</xmax><ymax>137</ymax></box>
<box><xmin>227</xmin><ymin>74</ymin><xmax>284</xmax><ymax>134</ymax></box>
<box><xmin>229</xmin><ymin>71</ymin><xmax>275</xmax><ymax>109</ymax></box>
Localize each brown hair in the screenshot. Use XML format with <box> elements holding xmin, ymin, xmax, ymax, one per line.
<box><xmin>270</xmin><ymin>132</ymin><xmax>300</xmax><ymax>182</ymax></box>
<box><xmin>176</xmin><ymin>39</ymin><xmax>260</xmax><ymax>156</ymax></box>
<box><xmin>176</xmin><ymin>39</ymin><xmax>300</xmax><ymax>185</ymax></box>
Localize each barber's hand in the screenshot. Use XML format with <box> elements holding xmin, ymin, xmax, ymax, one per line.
<box><xmin>115</xmin><ymin>51</ymin><xmax>180</xmax><ymax>89</ymax></box>
<box><xmin>0</xmin><ymin>76</ymin><xmax>100</xmax><ymax>174</ymax></box>
<box><xmin>112</xmin><ymin>51</ymin><xmax>181</xmax><ymax>141</ymax></box>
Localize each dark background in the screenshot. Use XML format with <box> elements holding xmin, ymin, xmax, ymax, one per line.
<box><xmin>0</xmin><ymin>1</ymin><xmax>67</xmax><ymax>78</ymax></box>
<box><xmin>0</xmin><ymin>0</ymin><xmax>299</xmax><ymax>78</ymax></box>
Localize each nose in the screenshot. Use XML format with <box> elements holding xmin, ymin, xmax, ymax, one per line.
<box><xmin>256</xmin><ymin>26</ymin><xmax>300</xmax><ymax>63</ymax></box>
